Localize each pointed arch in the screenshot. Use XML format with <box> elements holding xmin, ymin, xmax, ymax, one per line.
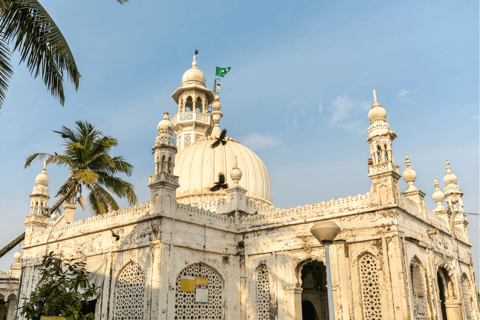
<box><xmin>114</xmin><ymin>261</ymin><xmax>146</xmax><ymax>320</ymax></box>
<box><xmin>185</xmin><ymin>96</ymin><xmax>193</xmax><ymax>111</ymax></box>
<box><xmin>409</xmin><ymin>256</ymin><xmax>430</xmax><ymax>319</ymax></box>
<box><xmin>174</xmin><ymin>263</ymin><xmax>224</xmax><ymax>319</ymax></box>
<box><xmin>195</xmin><ymin>96</ymin><xmax>203</xmax><ymax>112</ymax></box>
<box><xmin>461</xmin><ymin>273</ymin><xmax>474</xmax><ymax>319</ymax></box>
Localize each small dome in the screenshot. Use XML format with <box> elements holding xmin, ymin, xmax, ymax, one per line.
<box><xmin>444</xmin><ymin>160</ymin><xmax>457</xmax><ymax>185</ymax></box>
<box><xmin>432</xmin><ymin>178</ymin><xmax>444</xmax><ymax>202</ymax></box>
<box><xmin>368</xmin><ymin>105</ymin><xmax>387</xmax><ymax>122</ymax></box>
<box><xmin>182</xmin><ymin>56</ymin><xmax>206</xmax><ymax>87</ymax></box>
<box><xmin>157</xmin><ymin>112</ymin><xmax>174</xmax><ymax>136</ymax></box>
<box><xmin>13</xmin><ymin>251</ymin><xmax>22</xmax><ymax>261</ymax></box>
<box><xmin>35</xmin><ymin>163</ymin><xmax>49</xmax><ymax>186</ymax></box>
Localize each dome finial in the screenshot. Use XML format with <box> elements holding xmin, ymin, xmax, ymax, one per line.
<box><xmin>443</xmin><ymin>160</ymin><xmax>458</xmax><ymax>186</ymax></box>
<box><xmin>230</xmin><ymin>156</ymin><xmax>242</xmax><ymax>185</ymax></box>
<box><xmin>42</xmin><ymin>160</ymin><xmax>47</xmax><ymax>172</ymax></box>
<box><xmin>403</xmin><ymin>154</ymin><xmax>417</xmax><ymax>191</ymax></box>
<box><xmin>373</xmin><ymin>88</ymin><xmax>379</xmax><ymax>106</ymax></box>
<box><xmin>211</xmin><ymin>90</ymin><xmax>223</xmax><ymax>138</ymax></box>
<box><xmin>368</xmin><ymin>88</ymin><xmax>387</xmax><ymax>123</ymax></box>
<box><xmin>432</xmin><ymin>177</ymin><xmax>446</xmax><ymax>211</ymax></box>
<box><xmin>192</xmin><ymin>55</ymin><xmax>197</xmax><ymax>68</ymax></box>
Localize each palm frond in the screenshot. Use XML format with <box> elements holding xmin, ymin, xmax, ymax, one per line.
<box><xmin>0</xmin><ymin>38</ymin><xmax>13</xmax><ymax>107</ymax></box>
<box><xmin>0</xmin><ymin>0</ymin><xmax>81</xmax><ymax>105</ymax></box>
<box><xmin>24</xmin><ymin>152</ymin><xmax>51</xmax><ymax>168</ymax></box>
<box><xmin>97</xmin><ymin>173</ymin><xmax>137</xmax><ymax>206</ymax></box>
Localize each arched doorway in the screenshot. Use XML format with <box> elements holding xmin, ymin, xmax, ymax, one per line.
<box><xmin>437</xmin><ymin>270</ymin><xmax>448</xmax><ymax>320</ymax></box>
<box><xmin>302</xmin><ymin>300</ymin><xmax>319</xmax><ymax>320</ymax></box>
<box><xmin>300</xmin><ymin>261</ymin><xmax>328</xmax><ymax>320</ymax></box>
<box><xmin>437</xmin><ymin>266</ymin><xmax>462</xmax><ymax>320</ymax></box>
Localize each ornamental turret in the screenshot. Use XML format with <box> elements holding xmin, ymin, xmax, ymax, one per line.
<box><xmin>25</xmin><ymin>162</ymin><xmax>50</xmax><ymax>241</ymax></box>
<box><xmin>432</xmin><ymin>178</ymin><xmax>447</xmax><ymax>212</ymax></box>
<box><xmin>402</xmin><ymin>155</ymin><xmax>426</xmax><ymax>216</ymax></box>
<box><xmin>443</xmin><ymin>160</ymin><xmax>468</xmax><ymax>238</ymax></box>
<box><xmin>148</xmin><ymin>112</ymin><xmax>180</xmax><ymax>215</ymax></box>
<box><xmin>366</xmin><ymin>89</ymin><xmax>401</xmax><ymax>206</ymax></box>
<box><xmin>171</xmin><ymin>55</ymin><xmax>215</xmax><ymax>150</ymax></box>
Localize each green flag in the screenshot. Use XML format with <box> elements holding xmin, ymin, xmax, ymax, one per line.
<box><xmin>216</xmin><ymin>67</ymin><xmax>231</xmax><ymax>77</ymax></box>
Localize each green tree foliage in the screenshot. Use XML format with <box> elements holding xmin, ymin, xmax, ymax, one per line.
<box><xmin>0</xmin><ymin>0</ymin><xmax>128</xmax><ymax>108</ymax></box>
<box><xmin>25</xmin><ymin>120</ymin><xmax>138</xmax><ymax>215</ymax></box>
<box><xmin>20</xmin><ymin>251</ymin><xmax>99</xmax><ymax>320</ymax></box>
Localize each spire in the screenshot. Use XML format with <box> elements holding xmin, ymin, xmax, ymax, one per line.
<box><xmin>373</xmin><ymin>88</ymin><xmax>380</xmax><ymax>106</ymax></box>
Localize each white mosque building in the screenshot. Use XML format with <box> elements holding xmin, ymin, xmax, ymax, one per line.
<box><xmin>0</xmin><ymin>56</ymin><xmax>478</xmax><ymax>320</ymax></box>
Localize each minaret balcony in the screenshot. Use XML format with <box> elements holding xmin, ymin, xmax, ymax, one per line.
<box><xmin>171</xmin><ymin>111</ymin><xmax>212</xmax><ymax>127</ymax></box>
<box><xmin>148</xmin><ymin>172</ymin><xmax>179</xmax><ymax>186</ymax></box>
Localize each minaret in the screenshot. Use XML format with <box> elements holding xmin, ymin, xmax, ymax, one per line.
<box><xmin>171</xmin><ymin>55</ymin><xmax>215</xmax><ymax>151</ymax></box>
<box><xmin>443</xmin><ymin>160</ymin><xmax>468</xmax><ymax>238</ymax></box>
<box><xmin>148</xmin><ymin>112</ymin><xmax>180</xmax><ymax>214</ymax></box>
<box><xmin>25</xmin><ymin>162</ymin><xmax>50</xmax><ymax>242</ymax></box>
<box><xmin>366</xmin><ymin>89</ymin><xmax>401</xmax><ymax>206</ymax></box>
<box><xmin>402</xmin><ymin>155</ymin><xmax>426</xmax><ymax>216</ymax></box>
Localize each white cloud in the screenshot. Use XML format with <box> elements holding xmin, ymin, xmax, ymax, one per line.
<box><xmin>325</xmin><ymin>95</ymin><xmax>370</xmax><ymax>133</ymax></box>
<box><xmin>397</xmin><ymin>89</ymin><xmax>409</xmax><ymax>97</ymax></box>
<box><xmin>241</xmin><ymin>133</ymin><xmax>283</xmax><ymax>151</ymax></box>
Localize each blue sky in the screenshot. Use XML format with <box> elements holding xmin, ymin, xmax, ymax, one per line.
<box><xmin>0</xmin><ymin>0</ymin><xmax>478</xmax><ymax>286</ymax></box>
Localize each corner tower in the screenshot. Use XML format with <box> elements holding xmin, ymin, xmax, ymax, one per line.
<box><xmin>366</xmin><ymin>89</ymin><xmax>401</xmax><ymax>206</ymax></box>
<box><xmin>171</xmin><ymin>55</ymin><xmax>215</xmax><ymax>151</ymax></box>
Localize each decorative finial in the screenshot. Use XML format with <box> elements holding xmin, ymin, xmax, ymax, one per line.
<box><xmin>446</xmin><ymin>160</ymin><xmax>451</xmax><ymax>172</ymax></box>
<box><xmin>42</xmin><ymin>160</ymin><xmax>47</xmax><ymax>172</ymax></box>
<box><xmin>432</xmin><ymin>177</ymin><xmax>446</xmax><ymax>211</ymax></box>
<box><xmin>163</xmin><ymin>112</ymin><xmax>169</xmax><ymax>120</ymax></box>
<box><xmin>192</xmin><ymin>55</ymin><xmax>197</xmax><ymax>68</ymax></box>
<box><xmin>373</xmin><ymin>88</ymin><xmax>380</xmax><ymax>106</ymax></box>
<box><xmin>230</xmin><ymin>157</ymin><xmax>242</xmax><ymax>185</ymax></box>
<box><xmin>402</xmin><ymin>154</ymin><xmax>417</xmax><ymax>190</ymax></box>
<box><xmin>405</xmin><ymin>155</ymin><xmax>410</xmax><ymax>167</ymax></box>
<box><xmin>434</xmin><ymin>178</ymin><xmax>439</xmax><ymax>188</ymax></box>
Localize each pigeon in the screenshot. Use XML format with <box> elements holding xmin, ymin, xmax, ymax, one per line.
<box><xmin>210</xmin><ymin>173</ymin><xmax>228</xmax><ymax>192</ymax></box>
<box><xmin>54</xmin><ymin>152</ymin><xmax>58</xmax><ymax>155</ymax></box>
<box><xmin>211</xmin><ymin>129</ymin><xmax>227</xmax><ymax>149</ymax></box>
<box><xmin>110</xmin><ymin>229</ymin><xmax>120</xmax><ymax>241</ymax></box>
<box><xmin>195</xmin><ymin>49</ymin><xmax>199</xmax><ymax>55</ymax></box>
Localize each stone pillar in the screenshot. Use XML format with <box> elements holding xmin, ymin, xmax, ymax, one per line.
<box><xmin>5</xmin><ymin>296</ymin><xmax>17</xmax><ymax>320</ymax></box>
<box><xmin>64</xmin><ymin>202</ymin><xmax>77</xmax><ymax>224</ymax></box>
<box><xmin>285</xmin><ymin>286</ymin><xmax>302</xmax><ymax>320</ymax></box>
<box><xmin>445</xmin><ymin>302</ymin><xmax>462</xmax><ymax>320</ymax></box>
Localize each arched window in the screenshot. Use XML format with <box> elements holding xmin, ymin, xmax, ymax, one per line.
<box><xmin>185</xmin><ymin>96</ymin><xmax>193</xmax><ymax>111</ymax></box>
<box><xmin>384</xmin><ymin>144</ymin><xmax>388</xmax><ymax>162</ymax></box>
<box><xmin>410</xmin><ymin>260</ymin><xmax>427</xmax><ymax>319</ymax></box>
<box><xmin>174</xmin><ymin>263</ymin><xmax>224</xmax><ymax>319</ymax></box>
<box><xmin>376</xmin><ymin>145</ymin><xmax>382</xmax><ymax>163</ymax></box>
<box><xmin>256</xmin><ymin>265</ymin><xmax>271</xmax><ymax>320</ymax></box>
<box><xmin>195</xmin><ymin>97</ymin><xmax>202</xmax><ymax>112</ymax></box>
<box><xmin>359</xmin><ymin>253</ymin><xmax>382</xmax><ymax>320</ymax></box>
<box><xmin>114</xmin><ymin>262</ymin><xmax>146</xmax><ymax>320</ymax></box>
<box><xmin>461</xmin><ymin>274</ymin><xmax>473</xmax><ymax>319</ymax></box>
<box><xmin>167</xmin><ymin>156</ymin><xmax>172</xmax><ymax>174</ymax></box>
<box><xmin>161</xmin><ymin>155</ymin><xmax>166</xmax><ymax>173</ymax></box>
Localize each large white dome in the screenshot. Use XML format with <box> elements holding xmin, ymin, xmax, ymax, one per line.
<box><xmin>174</xmin><ymin>137</ymin><xmax>272</xmax><ymax>205</ymax></box>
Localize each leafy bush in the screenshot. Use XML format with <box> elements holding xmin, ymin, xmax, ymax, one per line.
<box><xmin>20</xmin><ymin>252</ymin><xmax>99</xmax><ymax>320</ymax></box>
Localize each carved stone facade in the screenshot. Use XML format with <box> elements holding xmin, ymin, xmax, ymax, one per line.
<box><xmin>5</xmin><ymin>61</ymin><xmax>478</xmax><ymax>320</ymax></box>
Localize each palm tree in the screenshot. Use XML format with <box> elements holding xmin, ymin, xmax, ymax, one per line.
<box><xmin>0</xmin><ymin>0</ymin><xmax>127</xmax><ymax>107</ymax></box>
<box><xmin>0</xmin><ymin>120</ymin><xmax>138</xmax><ymax>258</ymax></box>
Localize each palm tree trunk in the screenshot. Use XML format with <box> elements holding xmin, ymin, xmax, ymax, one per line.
<box><xmin>0</xmin><ymin>232</ymin><xmax>25</xmax><ymax>259</ymax></box>
<box><xmin>47</xmin><ymin>180</ymin><xmax>78</xmax><ymax>216</ymax></box>
<box><xmin>0</xmin><ymin>180</ymin><xmax>79</xmax><ymax>260</ymax></box>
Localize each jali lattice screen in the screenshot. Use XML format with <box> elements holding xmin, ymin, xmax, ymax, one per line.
<box><xmin>360</xmin><ymin>253</ymin><xmax>383</xmax><ymax>320</ymax></box>
<box><xmin>114</xmin><ymin>262</ymin><xmax>146</xmax><ymax>320</ymax></box>
<box><xmin>174</xmin><ymin>264</ymin><xmax>224</xmax><ymax>319</ymax></box>
<box><xmin>256</xmin><ymin>265</ymin><xmax>271</xmax><ymax>320</ymax></box>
